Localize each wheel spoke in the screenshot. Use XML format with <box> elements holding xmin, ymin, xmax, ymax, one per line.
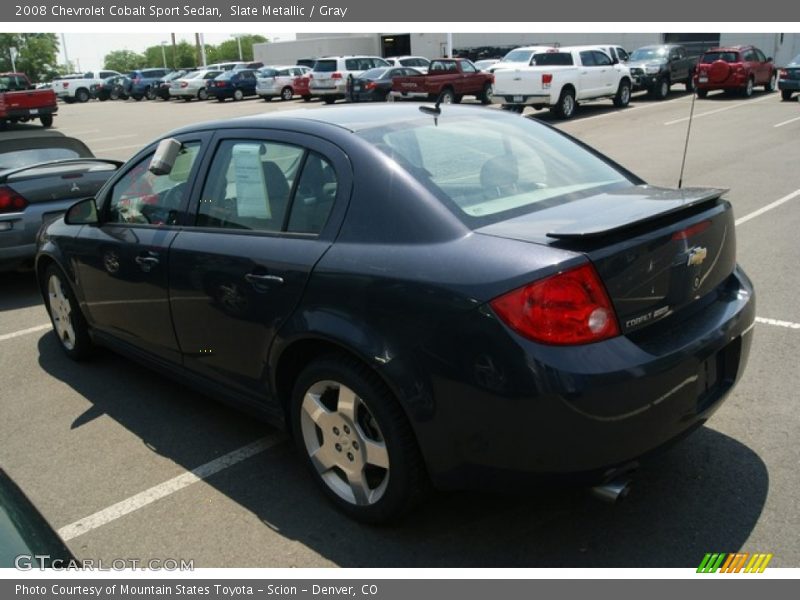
<box><xmin>363</xmin><ymin>438</ymin><xmax>389</xmax><ymax>469</ymax></box>
<box><xmin>336</xmin><ymin>385</ymin><xmax>358</xmax><ymax>420</ymax></box>
<box><xmin>346</xmin><ymin>468</ymin><xmax>371</xmax><ymax>505</ymax></box>
<box><xmin>309</xmin><ymin>444</ymin><xmax>338</xmax><ymax>474</ymax></box>
<box><xmin>302</xmin><ymin>391</ymin><xmax>335</xmax><ymax>429</ymax></box>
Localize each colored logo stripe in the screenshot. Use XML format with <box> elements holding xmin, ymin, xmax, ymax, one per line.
<box><xmin>697</xmin><ymin>553</ymin><xmax>773</xmax><ymax>573</ymax></box>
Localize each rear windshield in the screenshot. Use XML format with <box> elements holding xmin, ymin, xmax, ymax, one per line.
<box><xmin>532</xmin><ymin>52</ymin><xmax>574</xmax><ymax>66</ymax></box>
<box><xmin>0</xmin><ymin>148</ymin><xmax>83</xmax><ymax>170</ymax></box>
<box><xmin>258</xmin><ymin>68</ymin><xmax>279</xmax><ymax>77</ymax></box>
<box><xmin>0</xmin><ymin>75</ymin><xmax>30</xmax><ymax>91</ymax></box>
<box><xmin>701</xmin><ymin>51</ymin><xmax>740</xmax><ymax>63</ymax></box>
<box><xmin>356</xmin><ymin>113</ymin><xmax>631</xmax><ymax>226</ymax></box>
<box><xmin>314</xmin><ymin>60</ymin><xmax>338</xmax><ymax>72</ymax></box>
<box><xmin>360</xmin><ymin>68</ymin><xmax>389</xmax><ymax>80</ymax></box>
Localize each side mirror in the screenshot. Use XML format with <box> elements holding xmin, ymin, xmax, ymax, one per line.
<box><xmin>64</xmin><ymin>198</ymin><xmax>99</xmax><ymax>225</ymax></box>
<box><xmin>149</xmin><ymin>138</ymin><xmax>182</xmax><ymax>176</ymax></box>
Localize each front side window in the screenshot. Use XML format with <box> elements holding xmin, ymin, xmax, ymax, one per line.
<box><xmin>107</xmin><ymin>142</ymin><xmax>201</xmax><ymax>226</ymax></box>
<box><xmin>592</xmin><ymin>51</ymin><xmax>613</xmax><ymax>66</ymax></box>
<box><xmin>461</xmin><ymin>61</ymin><xmax>478</xmax><ymax>73</ymax></box>
<box><xmin>196</xmin><ymin>140</ymin><xmax>337</xmax><ymax>235</ymax></box>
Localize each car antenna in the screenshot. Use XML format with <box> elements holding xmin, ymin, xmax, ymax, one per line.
<box><xmin>418</xmin><ymin>92</ymin><xmax>444</xmax><ymax>125</ymax></box>
<box><xmin>677</xmin><ymin>87</ymin><xmax>698</xmax><ymax>189</ymax></box>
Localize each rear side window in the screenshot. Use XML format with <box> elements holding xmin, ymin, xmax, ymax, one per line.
<box><xmin>532</xmin><ymin>52</ymin><xmax>574</xmax><ymax>66</ymax></box>
<box><xmin>107</xmin><ymin>142</ymin><xmax>202</xmax><ymax>226</ymax></box>
<box><xmin>591</xmin><ymin>51</ymin><xmax>612</xmax><ymax>66</ymax></box>
<box><xmin>196</xmin><ymin>140</ymin><xmax>337</xmax><ymax>235</ymax></box>
<box><xmin>314</xmin><ymin>60</ymin><xmax>338</xmax><ymax>72</ymax></box>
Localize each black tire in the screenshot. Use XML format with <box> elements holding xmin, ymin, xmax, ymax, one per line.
<box><xmin>685</xmin><ymin>76</ymin><xmax>695</xmax><ymax>93</ymax></box>
<box><xmin>439</xmin><ymin>88</ymin><xmax>455</xmax><ymax>104</ymax></box>
<box><xmin>63</xmin><ymin>97</ymin><xmax>76</xmax><ymax>104</ymax></box>
<box><xmin>612</xmin><ymin>79</ymin><xmax>631</xmax><ymax>108</ymax></box>
<box><xmin>781</xmin><ymin>89</ymin><xmax>793</xmax><ymax>101</ymax></box>
<box><xmin>216</xmin><ymin>97</ymin><xmax>225</xmax><ymax>103</ymax></box>
<box><xmin>40</xmin><ymin>114</ymin><xmax>53</xmax><ymax>128</ymax></box>
<box><xmin>765</xmin><ymin>71</ymin><xmax>777</xmax><ymax>92</ymax></box>
<box><xmin>479</xmin><ymin>82</ymin><xmax>493</xmax><ymax>105</ymax></box>
<box><xmin>76</xmin><ymin>88</ymin><xmax>90</xmax><ymax>103</ymax></box>
<box><xmin>651</xmin><ymin>77</ymin><xmax>670</xmax><ymax>100</ymax></box>
<box><xmin>323</xmin><ymin>96</ymin><xmax>336</xmax><ymax>104</ymax></box>
<box><xmin>98</xmin><ymin>96</ymin><xmax>108</xmax><ymax>102</ymax></box>
<box><xmin>145</xmin><ymin>86</ymin><xmax>157</xmax><ymax>101</ymax></box>
<box><xmin>198</xmin><ymin>88</ymin><xmax>209</xmax><ymax>101</ymax></box>
<box><xmin>261</xmin><ymin>95</ymin><xmax>273</xmax><ymax>102</ymax></box>
<box><xmin>281</xmin><ymin>86</ymin><xmax>294</xmax><ymax>101</ymax></box>
<box><xmin>133</xmin><ymin>94</ymin><xmax>143</xmax><ymax>101</ymax></box>
<box><xmin>551</xmin><ymin>87</ymin><xmax>576</xmax><ymax>119</ymax></box>
<box><xmin>697</xmin><ymin>89</ymin><xmax>708</xmax><ymax>99</ymax></box>
<box><xmin>291</xmin><ymin>355</ymin><xmax>429</xmax><ymax>524</ymax></box>
<box><xmin>302</xmin><ymin>95</ymin><xmax>312</xmax><ymax>102</ymax></box>
<box><xmin>742</xmin><ymin>77</ymin><xmax>754</xmax><ymax>97</ymax></box>
<box><xmin>42</xmin><ymin>264</ymin><xmax>93</xmax><ymax>361</ymax></box>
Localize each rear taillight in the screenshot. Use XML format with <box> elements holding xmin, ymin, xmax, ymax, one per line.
<box><xmin>672</xmin><ymin>220</ymin><xmax>711</xmax><ymax>241</ymax></box>
<box><xmin>0</xmin><ymin>186</ymin><xmax>28</xmax><ymax>214</ymax></box>
<box><xmin>62</xmin><ymin>82</ymin><xmax>69</xmax><ymax>88</ymax></box>
<box><xmin>542</xmin><ymin>73</ymin><xmax>553</xmax><ymax>89</ymax></box>
<box><xmin>490</xmin><ymin>263</ymin><xmax>620</xmax><ymax>345</ymax></box>
<box><xmin>779</xmin><ymin>69</ymin><xmax>788</xmax><ymax>77</ymax></box>
<box><xmin>365</xmin><ymin>82</ymin><xmax>377</xmax><ymax>90</ymax></box>
<box><xmin>217</xmin><ymin>81</ymin><xmax>226</xmax><ymax>87</ymax></box>
<box><xmin>133</xmin><ymin>77</ymin><xmax>141</xmax><ymax>84</ymax></box>
<box><xmin>331</xmin><ymin>72</ymin><xmax>343</xmax><ymax>79</ymax></box>
<box><xmin>180</xmin><ymin>82</ymin><xmax>188</xmax><ymax>88</ymax></box>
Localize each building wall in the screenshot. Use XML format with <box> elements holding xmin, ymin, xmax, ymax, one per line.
<box><xmin>720</xmin><ymin>33</ymin><xmax>799</xmax><ymax>66</ymax></box>
<box><xmin>253</xmin><ymin>35</ymin><xmax>381</xmax><ymax>65</ymax></box>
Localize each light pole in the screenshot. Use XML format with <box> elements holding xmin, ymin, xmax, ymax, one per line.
<box><xmin>9</xmin><ymin>47</ymin><xmax>17</xmax><ymax>73</ymax></box>
<box><xmin>160</xmin><ymin>41</ymin><xmax>168</xmax><ymax>69</ymax></box>
<box><xmin>235</xmin><ymin>34</ymin><xmax>243</xmax><ymax>61</ymax></box>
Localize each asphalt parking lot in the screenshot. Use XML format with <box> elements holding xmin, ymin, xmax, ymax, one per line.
<box><xmin>1</xmin><ymin>89</ymin><xmax>799</xmax><ymax>568</ymax></box>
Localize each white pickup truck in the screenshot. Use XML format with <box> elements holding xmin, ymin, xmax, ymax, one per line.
<box><xmin>492</xmin><ymin>46</ymin><xmax>632</xmax><ymax>119</ymax></box>
<box><xmin>54</xmin><ymin>70</ymin><xmax>121</xmax><ymax>103</ymax></box>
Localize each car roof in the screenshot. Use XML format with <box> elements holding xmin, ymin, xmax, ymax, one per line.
<box><xmin>705</xmin><ymin>46</ymin><xmax>749</xmax><ymax>52</ymax></box>
<box><xmin>166</xmin><ymin>104</ymin><xmax>501</xmax><ymax>138</ymax></box>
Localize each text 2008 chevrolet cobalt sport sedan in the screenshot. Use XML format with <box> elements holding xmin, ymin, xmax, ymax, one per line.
<box><xmin>36</xmin><ymin>104</ymin><xmax>755</xmax><ymax>523</ymax></box>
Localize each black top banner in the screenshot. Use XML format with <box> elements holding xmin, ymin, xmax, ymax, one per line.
<box><xmin>3</xmin><ymin>0</ymin><xmax>800</xmax><ymax>22</ymax></box>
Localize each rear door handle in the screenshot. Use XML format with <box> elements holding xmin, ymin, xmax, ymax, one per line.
<box><xmin>135</xmin><ymin>256</ymin><xmax>159</xmax><ymax>266</ymax></box>
<box><xmin>245</xmin><ymin>273</ymin><xmax>284</xmax><ymax>285</ymax></box>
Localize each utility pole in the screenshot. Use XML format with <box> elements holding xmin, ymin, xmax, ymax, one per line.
<box><xmin>171</xmin><ymin>33</ymin><xmax>177</xmax><ymax>69</ymax></box>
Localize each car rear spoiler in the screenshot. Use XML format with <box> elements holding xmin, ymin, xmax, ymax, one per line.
<box><xmin>0</xmin><ymin>158</ymin><xmax>123</xmax><ymax>183</ymax></box>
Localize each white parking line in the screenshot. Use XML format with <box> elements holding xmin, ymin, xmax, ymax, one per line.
<box><xmin>0</xmin><ymin>324</ymin><xmax>51</xmax><ymax>342</ymax></box>
<box><xmin>664</xmin><ymin>93</ymin><xmax>775</xmax><ymax>125</ymax></box>
<box><xmin>735</xmin><ymin>187</ymin><xmax>800</xmax><ymax>226</ymax></box>
<box><xmin>57</xmin><ymin>436</ymin><xmax>284</xmax><ymax>542</ymax></box>
<box><xmin>756</xmin><ymin>317</ymin><xmax>800</xmax><ymax>330</ymax></box>
<box><xmin>774</xmin><ymin>115</ymin><xmax>800</xmax><ymax>128</ymax></box>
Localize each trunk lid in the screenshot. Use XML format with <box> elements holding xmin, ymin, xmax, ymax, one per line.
<box><xmin>2</xmin><ymin>160</ymin><xmax>120</xmax><ymax>205</ymax></box>
<box><xmin>476</xmin><ymin>185</ymin><xmax>736</xmax><ymax>334</ymax></box>
<box><xmin>493</xmin><ymin>65</ymin><xmax>575</xmax><ymax>95</ymax></box>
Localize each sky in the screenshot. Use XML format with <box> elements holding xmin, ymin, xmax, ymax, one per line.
<box><xmin>60</xmin><ymin>32</ymin><xmax>297</xmax><ymax>72</ymax></box>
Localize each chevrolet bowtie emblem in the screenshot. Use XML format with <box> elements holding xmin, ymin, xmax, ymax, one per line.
<box><xmin>687</xmin><ymin>246</ymin><xmax>708</xmax><ymax>266</ymax></box>
<box><xmin>70</xmin><ymin>182</ymin><xmax>81</xmax><ymax>192</ymax></box>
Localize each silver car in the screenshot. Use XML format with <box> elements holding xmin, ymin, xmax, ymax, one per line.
<box><xmin>256</xmin><ymin>65</ymin><xmax>311</xmax><ymax>101</ymax></box>
<box><xmin>168</xmin><ymin>69</ymin><xmax>223</xmax><ymax>101</ymax></box>
<box><xmin>309</xmin><ymin>56</ymin><xmax>390</xmax><ymax>104</ymax></box>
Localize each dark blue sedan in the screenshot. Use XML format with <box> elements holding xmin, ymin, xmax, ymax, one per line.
<box><xmin>35</xmin><ymin>105</ymin><xmax>755</xmax><ymax>523</ymax></box>
<box><xmin>207</xmin><ymin>69</ymin><xmax>258</xmax><ymax>102</ymax></box>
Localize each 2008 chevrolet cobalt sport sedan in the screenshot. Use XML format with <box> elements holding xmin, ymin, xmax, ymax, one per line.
<box><xmin>36</xmin><ymin>104</ymin><xmax>755</xmax><ymax>523</ymax></box>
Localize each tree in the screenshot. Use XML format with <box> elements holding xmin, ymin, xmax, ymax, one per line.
<box><xmin>104</xmin><ymin>49</ymin><xmax>146</xmax><ymax>73</ymax></box>
<box><xmin>0</xmin><ymin>33</ymin><xmax>60</xmax><ymax>82</ymax></box>
<box><xmin>210</xmin><ymin>35</ymin><xmax>268</xmax><ymax>62</ymax></box>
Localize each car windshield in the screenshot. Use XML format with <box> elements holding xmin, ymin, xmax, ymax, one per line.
<box><xmin>361</xmin><ymin>68</ymin><xmax>389</xmax><ymax>80</ymax></box>
<box><xmin>357</xmin><ymin>112</ymin><xmax>632</xmax><ymax>226</ymax></box>
<box><xmin>501</xmin><ymin>50</ymin><xmax>535</xmax><ymax>63</ymax></box>
<box><xmin>0</xmin><ymin>148</ymin><xmax>84</xmax><ymax>170</ymax></box>
<box><xmin>314</xmin><ymin>60</ymin><xmax>338</xmax><ymax>72</ymax></box>
<box><xmin>701</xmin><ymin>51</ymin><xmax>740</xmax><ymax>63</ymax></box>
<box><xmin>630</xmin><ymin>47</ymin><xmax>668</xmax><ymax>60</ymax></box>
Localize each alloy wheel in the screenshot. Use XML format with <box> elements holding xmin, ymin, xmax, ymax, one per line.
<box><xmin>48</xmin><ymin>274</ymin><xmax>76</xmax><ymax>351</ymax></box>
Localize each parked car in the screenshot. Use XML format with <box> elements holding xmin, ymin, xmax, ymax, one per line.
<box><xmin>778</xmin><ymin>53</ymin><xmax>800</xmax><ymax>101</ymax></box>
<box><xmin>485</xmin><ymin>45</ymin><xmax>554</xmax><ymax>73</ymax></box>
<box><xmin>389</xmin><ymin>58</ymin><xmax>494</xmax><ymax>104</ymax></box>
<box><xmin>385</xmin><ymin>56</ymin><xmax>431</xmax><ymax>74</ymax></box>
<box><xmin>55</xmin><ymin>70</ymin><xmax>121</xmax><ymax>103</ymax></box>
<box><xmin>492</xmin><ymin>46</ymin><xmax>632</xmax><ymax>118</ymax></box>
<box><xmin>35</xmin><ymin>104</ymin><xmax>755</xmax><ymax>523</ymax></box>
<box><xmin>90</xmin><ymin>75</ymin><xmax>131</xmax><ymax>101</ymax></box>
<box><xmin>169</xmin><ymin>69</ymin><xmax>223</xmax><ymax>101</ymax></box>
<box><xmin>127</xmin><ymin>68</ymin><xmax>172</xmax><ymax>101</ymax></box>
<box><xmin>293</xmin><ymin>73</ymin><xmax>313</xmax><ymax>102</ymax></box>
<box><xmin>474</xmin><ymin>59</ymin><xmax>500</xmax><ymax>72</ymax></box>
<box><xmin>207</xmin><ymin>69</ymin><xmax>258</xmax><ymax>101</ymax></box>
<box><xmin>694</xmin><ymin>46</ymin><xmax>777</xmax><ymax>98</ymax></box>
<box><xmin>256</xmin><ymin>66</ymin><xmax>311</xmax><ymax>101</ymax></box>
<box><xmin>0</xmin><ymin>133</ymin><xmax>120</xmax><ymax>271</ymax></box>
<box><xmin>351</xmin><ymin>67</ymin><xmax>423</xmax><ymax>102</ymax></box>
<box><xmin>628</xmin><ymin>44</ymin><xmax>698</xmax><ymax>98</ymax></box>
<box><xmin>155</xmin><ymin>70</ymin><xmax>191</xmax><ymax>100</ymax></box>
<box><xmin>0</xmin><ymin>72</ymin><xmax>58</xmax><ymax>128</ymax></box>
<box><xmin>0</xmin><ymin>468</ymin><xmax>75</xmax><ymax>568</ymax></box>
<box><xmin>309</xmin><ymin>56</ymin><xmax>391</xmax><ymax>103</ymax></box>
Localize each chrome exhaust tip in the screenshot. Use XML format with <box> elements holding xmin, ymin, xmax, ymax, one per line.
<box><xmin>590</xmin><ymin>478</ymin><xmax>632</xmax><ymax>503</ymax></box>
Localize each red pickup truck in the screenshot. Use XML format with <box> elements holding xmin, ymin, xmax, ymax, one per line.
<box><xmin>0</xmin><ymin>73</ymin><xmax>58</xmax><ymax>128</ymax></box>
<box><xmin>390</xmin><ymin>58</ymin><xmax>494</xmax><ymax>104</ymax></box>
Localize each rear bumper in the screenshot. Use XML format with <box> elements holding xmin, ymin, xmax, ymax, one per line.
<box><xmin>695</xmin><ymin>72</ymin><xmax>749</xmax><ymax>91</ymax></box>
<box><xmin>0</xmin><ymin>202</ymin><xmax>74</xmax><ymax>269</ymax></box>
<box><xmin>398</xmin><ymin>267</ymin><xmax>755</xmax><ymax>490</ymax></box>
<box><xmin>389</xmin><ymin>90</ymin><xmax>428</xmax><ymax>100</ymax></box>
<box><xmin>491</xmin><ymin>93</ymin><xmax>551</xmax><ymax>106</ymax></box>
<box><xmin>1</xmin><ymin>106</ymin><xmax>57</xmax><ymax>119</ymax></box>
<box><xmin>169</xmin><ymin>88</ymin><xmax>200</xmax><ymax>98</ymax></box>
<box><xmin>778</xmin><ymin>80</ymin><xmax>800</xmax><ymax>91</ymax></box>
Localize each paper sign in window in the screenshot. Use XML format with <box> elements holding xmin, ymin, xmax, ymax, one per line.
<box><xmin>232</xmin><ymin>144</ymin><xmax>270</xmax><ymax>218</ymax></box>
